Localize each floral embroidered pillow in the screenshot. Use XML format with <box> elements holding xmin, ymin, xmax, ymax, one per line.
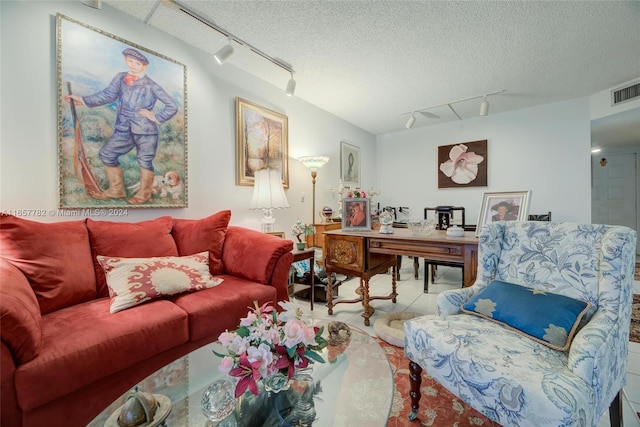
<box><xmin>97</xmin><ymin>252</ymin><xmax>223</xmax><ymax>313</ymax></box>
<box><xmin>461</xmin><ymin>280</ymin><xmax>591</xmax><ymax>351</ymax></box>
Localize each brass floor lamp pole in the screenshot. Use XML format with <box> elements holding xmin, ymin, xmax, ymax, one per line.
<box><xmin>298</xmin><ymin>156</ymin><xmax>330</xmax><ymax>249</ymax></box>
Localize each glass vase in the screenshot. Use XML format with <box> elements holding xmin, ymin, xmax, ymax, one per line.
<box><xmin>262</xmin><ymin>372</ymin><xmax>292</xmax><ymax>394</ymax></box>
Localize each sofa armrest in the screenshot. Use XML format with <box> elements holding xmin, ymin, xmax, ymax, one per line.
<box><xmin>0</xmin><ymin>259</ymin><xmax>42</xmax><ymax>364</ymax></box>
<box><xmin>1</xmin><ymin>342</ymin><xmax>19</xmax><ymax>427</ymax></box>
<box><xmin>222</xmin><ymin>227</ymin><xmax>293</xmax><ymax>287</ymax></box>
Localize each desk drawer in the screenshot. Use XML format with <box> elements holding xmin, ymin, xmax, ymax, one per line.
<box><xmin>369</xmin><ymin>238</ymin><xmax>464</xmax><ymax>261</ymax></box>
<box><xmin>326</xmin><ymin>234</ymin><xmax>365</xmax><ymax>272</ymax></box>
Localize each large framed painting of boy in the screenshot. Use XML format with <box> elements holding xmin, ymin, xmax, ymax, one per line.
<box><xmin>56</xmin><ymin>14</ymin><xmax>187</xmax><ymax>209</ymax></box>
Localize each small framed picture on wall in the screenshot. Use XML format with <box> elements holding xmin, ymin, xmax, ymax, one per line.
<box><xmin>340</xmin><ymin>141</ymin><xmax>360</xmax><ymax>188</ymax></box>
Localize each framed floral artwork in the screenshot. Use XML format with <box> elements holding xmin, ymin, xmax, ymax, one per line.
<box><xmin>340</xmin><ymin>141</ymin><xmax>360</xmax><ymax>188</ymax></box>
<box><xmin>438</xmin><ymin>140</ymin><xmax>487</xmax><ymax>188</ymax></box>
<box><xmin>475</xmin><ymin>190</ymin><xmax>531</xmax><ymax>236</ymax></box>
<box><xmin>342</xmin><ymin>198</ymin><xmax>371</xmax><ymax>231</ymax></box>
<box><xmin>56</xmin><ymin>14</ymin><xmax>187</xmax><ymax>209</ymax></box>
<box><xmin>236</xmin><ymin>97</ymin><xmax>289</xmax><ymax>188</ymax></box>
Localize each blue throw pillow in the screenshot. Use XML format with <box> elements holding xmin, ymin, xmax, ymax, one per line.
<box><xmin>461</xmin><ymin>280</ymin><xmax>592</xmax><ymax>351</ymax></box>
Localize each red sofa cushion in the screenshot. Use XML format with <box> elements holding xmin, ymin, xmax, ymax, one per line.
<box><xmin>14</xmin><ymin>298</ymin><xmax>188</xmax><ymax>411</ymax></box>
<box><xmin>172</xmin><ymin>210</ymin><xmax>231</xmax><ymax>276</ymax></box>
<box><xmin>0</xmin><ymin>260</ymin><xmax>42</xmax><ymax>364</ymax></box>
<box><xmin>86</xmin><ymin>216</ymin><xmax>178</xmax><ymax>298</ymax></box>
<box><xmin>171</xmin><ymin>275</ymin><xmax>278</xmax><ymax>342</ymax></box>
<box><xmin>0</xmin><ymin>215</ymin><xmax>96</xmax><ymax>314</ymax></box>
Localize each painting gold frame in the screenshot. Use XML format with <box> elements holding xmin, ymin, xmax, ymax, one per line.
<box><xmin>475</xmin><ymin>190</ymin><xmax>531</xmax><ymax>236</ymax></box>
<box><xmin>235</xmin><ymin>97</ymin><xmax>289</xmax><ymax>188</ymax></box>
<box><xmin>56</xmin><ymin>14</ymin><xmax>187</xmax><ymax>209</ymax></box>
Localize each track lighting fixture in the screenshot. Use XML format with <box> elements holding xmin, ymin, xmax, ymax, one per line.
<box><xmin>405</xmin><ymin>113</ymin><xmax>416</xmax><ymax>129</ymax></box>
<box><xmin>167</xmin><ymin>0</ymin><xmax>296</xmax><ymax>96</ymax></box>
<box><xmin>286</xmin><ymin>73</ymin><xmax>296</xmax><ymax>97</ymax></box>
<box><xmin>213</xmin><ymin>41</ymin><xmax>234</xmax><ymax>65</ymax></box>
<box><xmin>402</xmin><ymin>90</ymin><xmax>505</xmax><ymax>129</ymax></box>
<box><xmin>81</xmin><ymin>0</ymin><xmax>102</xmax><ymax>9</ymax></box>
<box><xmin>479</xmin><ymin>96</ymin><xmax>489</xmax><ymax>116</ymax></box>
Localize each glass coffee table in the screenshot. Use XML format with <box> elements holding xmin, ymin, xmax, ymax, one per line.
<box><xmin>89</xmin><ymin>321</ymin><xmax>393</xmax><ymax>426</ymax></box>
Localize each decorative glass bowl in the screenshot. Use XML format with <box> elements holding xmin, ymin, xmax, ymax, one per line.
<box><xmin>407</xmin><ymin>220</ymin><xmax>436</xmax><ymax>237</ymax></box>
<box><xmin>201</xmin><ymin>379</ymin><xmax>236</xmax><ymax>422</ymax></box>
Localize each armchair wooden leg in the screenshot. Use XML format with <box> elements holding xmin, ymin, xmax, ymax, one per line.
<box><xmin>409</xmin><ymin>361</ymin><xmax>422</xmax><ymax>421</ymax></box>
<box><xmin>609</xmin><ymin>390</ymin><xmax>622</xmax><ymax>427</ymax></box>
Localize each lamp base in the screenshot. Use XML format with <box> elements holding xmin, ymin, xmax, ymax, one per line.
<box><xmin>260</xmin><ymin>208</ymin><xmax>276</xmax><ymax>233</ymax></box>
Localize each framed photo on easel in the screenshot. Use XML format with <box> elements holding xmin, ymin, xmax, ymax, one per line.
<box><xmin>342</xmin><ymin>198</ymin><xmax>371</xmax><ymax>231</ymax></box>
<box><xmin>475</xmin><ymin>191</ymin><xmax>531</xmax><ymax>236</ymax></box>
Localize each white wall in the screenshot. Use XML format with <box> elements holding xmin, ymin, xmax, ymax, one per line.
<box><xmin>0</xmin><ymin>1</ymin><xmax>376</xmax><ymax>234</ymax></box>
<box><xmin>375</xmin><ymin>98</ymin><xmax>592</xmax><ymax>225</ymax></box>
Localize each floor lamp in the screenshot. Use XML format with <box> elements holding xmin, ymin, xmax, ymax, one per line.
<box><xmin>298</xmin><ymin>156</ymin><xmax>329</xmax><ymax>248</ymax></box>
<box><xmin>250</xmin><ymin>168</ymin><xmax>289</xmax><ymax>232</ymax></box>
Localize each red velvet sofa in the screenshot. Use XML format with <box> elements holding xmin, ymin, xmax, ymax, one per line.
<box><xmin>0</xmin><ymin>211</ymin><xmax>293</xmax><ymax>427</ymax></box>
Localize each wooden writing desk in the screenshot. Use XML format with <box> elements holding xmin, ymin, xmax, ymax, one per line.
<box><xmin>323</xmin><ymin>229</ymin><xmax>478</xmax><ymax>325</ymax></box>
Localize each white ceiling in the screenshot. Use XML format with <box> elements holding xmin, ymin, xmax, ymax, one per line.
<box><xmin>104</xmin><ymin>0</ymin><xmax>640</xmax><ymax>146</ymax></box>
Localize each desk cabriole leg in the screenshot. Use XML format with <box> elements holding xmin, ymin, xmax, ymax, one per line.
<box><xmin>392</xmin><ymin>265</ymin><xmax>397</xmax><ymax>303</ymax></box>
<box><xmin>362</xmin><ymin>275</ymin><xmax>371</xmax><ymax>326</ymax></box>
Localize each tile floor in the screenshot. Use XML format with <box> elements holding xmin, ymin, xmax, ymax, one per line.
<box><xmin>290</xmin><ymin>260</ymin><xmax>640</xmax><ymax>427</ymax></box>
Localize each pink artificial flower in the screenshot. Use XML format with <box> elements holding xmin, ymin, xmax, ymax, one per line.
<box><xmin>229</xmin><ymin>353</ymin><xmax>261</xmax><ymax>397</ymax></box>
<box><xmin>301</xmin><ymin>324</ymin><xmax>318</xmax><ymax>346</ymax></box>
<box><xmin>246</xmin><ymin>343</ymin><xmax>274</xmax><ymax>378</ymax></box>
<box><xmin>218</xmin><ymin>356</ymin><xmax>235</xmax><ymax>374</ymax></box>
<box><xmin>282</xmin><ymin>319</ymin><xmax>305</xmax><ymax>347</ymax></box>
<box><xmin>239</xmin><ymin>311</ymin><xmax>257</xmax><ymax>327</ymax></box>
<box><xmin>439</xmin><ymin>144</ymin><xmax>484</xmax><ymax>184</ymax></box>
<box><xmin>218</xmin><ymin>331</ymin><xmax>235</xmax><ymax>347</ymax></box>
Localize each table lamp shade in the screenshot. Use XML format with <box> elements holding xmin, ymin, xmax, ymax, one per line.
<box><xmin>250</xmin><ymin>169</ymin><xmax>290</xmax><ymax>210</ymax></box>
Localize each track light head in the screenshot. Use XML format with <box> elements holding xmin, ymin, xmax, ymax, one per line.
<box><xmin>479</xmin><ymin>97</ymin><xmax>489</xmax><ymax>116</ymax></box>
<box><xmin>81</xmin><ymin>0</ymin><xmax>102</xmax><ymax>9</ymax></box>
<box><xmin>285</xmin><ymin>74</ymin><xmax>296</xmax><ymax>97</ymax></box>
<box><xmin>405</xmin><ymin>113</ymin><xmax>416</xmax><ymax>129</ymax></box>
<box><xmin>213</xmin><ymin>43</ymin><xmax>234</xmax><ymax>65</ymax></box>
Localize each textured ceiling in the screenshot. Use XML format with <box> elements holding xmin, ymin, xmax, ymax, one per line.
<box><xmin>105</xmin><ymin>0</ymin><xmax>640</xmax><ymax>144</ymax></box>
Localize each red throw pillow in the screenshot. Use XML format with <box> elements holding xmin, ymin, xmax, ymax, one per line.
<box><xmin>86</xmin><ymin>216</ymin><xmax>178</xmax><ymax>297</ymax></box>
<box><xmin>0</xmin><ymin>215</ymin><xmax>97</xmax><ymax>314</ymax></box>
<box><xmin>172</xmin><ymin>210</ymin><xmax>231</xmax><ymax>275</ymax></box>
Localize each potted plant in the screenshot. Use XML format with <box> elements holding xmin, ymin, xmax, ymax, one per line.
<box><xmin>291</xmin><ymin>219</ymin><xmax>314</xmax><ymax>250</ymax></box>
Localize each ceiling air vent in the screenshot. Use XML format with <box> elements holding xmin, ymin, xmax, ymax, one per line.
<box><xmin>611</xmin><ymin>82</ymin><xmax>640</xmax><ymax>106</ymax></box>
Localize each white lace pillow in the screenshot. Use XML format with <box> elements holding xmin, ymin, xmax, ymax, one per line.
<box><xmin>97</xmin><ymin>251</ymin><xmax>223</xmax><ymax>313</ymax></box>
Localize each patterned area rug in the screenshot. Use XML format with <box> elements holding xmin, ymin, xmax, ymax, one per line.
<box><xmin>631</xmin><ymin>294</ymin><xmax>640</xmax><ymax>344</ymax></box>
<box><xmin>377</xmin><ymin>337</ymin><xmax>500</xmax><ymax>427</ymax></box>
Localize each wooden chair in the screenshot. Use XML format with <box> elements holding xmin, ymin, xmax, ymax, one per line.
<box><xmin>415</xmin><ymin>206</ymin><xmax>465</xmax><ymax>292</ymax></box>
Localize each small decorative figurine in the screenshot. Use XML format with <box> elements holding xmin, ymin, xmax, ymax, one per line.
<box><xmin>327</xmin><ymin>321</ymin><xmax>351</xmax><ymax>345</ymax></box>
<box><xmin>379</xmin><ymin>211</ymin><xmax>394</xmax><ymax>234</ymax></box>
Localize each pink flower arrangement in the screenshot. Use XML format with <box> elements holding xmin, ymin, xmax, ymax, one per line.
<box><xmin>346</xmin><ymin>189</ymin><xmax>367</xmax><ymax>198</ymax></box>
<box><xmin>214</xmin><ymin>301</ymin><xmax>327</xmax><ymax>397</ymax></box>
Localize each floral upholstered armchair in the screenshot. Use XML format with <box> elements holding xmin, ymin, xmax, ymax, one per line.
<box><xmin>404</xmin><ymin>221</ymin><xmax>637</xmax><ymax>427</ymax></box>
